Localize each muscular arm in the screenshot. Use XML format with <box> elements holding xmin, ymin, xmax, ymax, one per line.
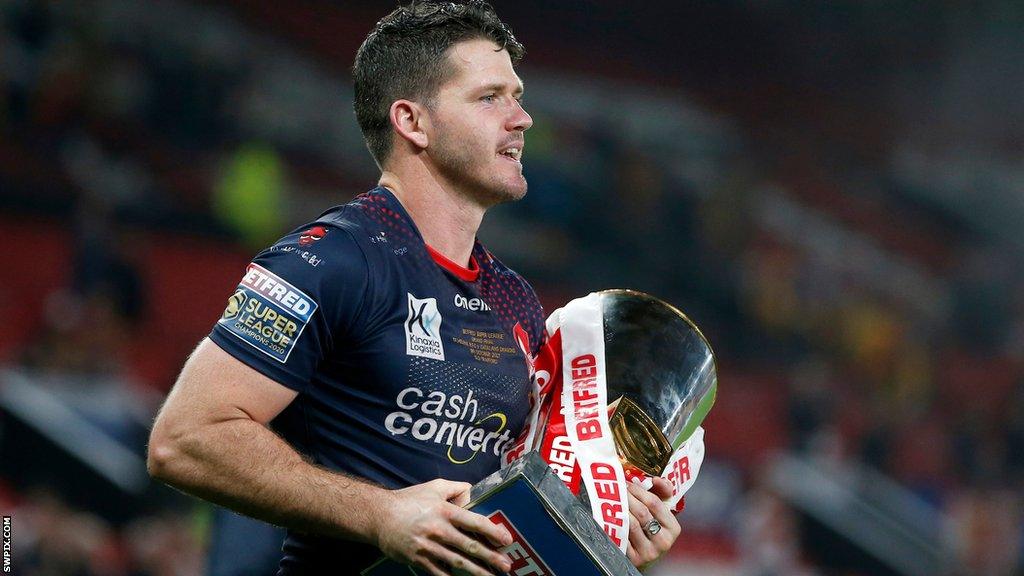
<box><xmin>148</xmin><ymin>339</ymin><xmax>512</xmax><ymax>576</ymax></box>
<box><xmin>147</xmin><ymin>338</ymin><xmax>384</xmax><ymax>542</ymax></box>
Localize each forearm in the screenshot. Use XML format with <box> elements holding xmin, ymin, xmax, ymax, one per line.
<box><xmin>148</xmin><ymin>415</ymin><xmax>388</xmax><ymax>543</ymax></box>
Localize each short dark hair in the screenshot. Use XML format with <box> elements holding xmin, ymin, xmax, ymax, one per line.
<box><xmin>353</xmin><ymin>1</ymin><xmax>524</xmax><ymax>167</ymax></box>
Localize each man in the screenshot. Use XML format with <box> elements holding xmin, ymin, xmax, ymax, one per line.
<box><xmin>147</xmin><ymin>2</ymin><xmax>681</xmax><ymax>574</ymax></box>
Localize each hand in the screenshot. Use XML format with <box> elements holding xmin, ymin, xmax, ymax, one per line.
<box><xmin>375</xmin><ymin>478</ymin><xmax>514</xmax><ymax>576</ymax></box>
<box><xmin>625</xmin><ymin>477</ymin><xmax>681</xmax><ymax>571</ymax></box>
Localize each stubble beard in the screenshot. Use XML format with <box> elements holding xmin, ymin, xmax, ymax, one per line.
<box><xmin>432</xmin><ymin>132</ymin><xmax>527</xmax><ymax>207</ymax></box>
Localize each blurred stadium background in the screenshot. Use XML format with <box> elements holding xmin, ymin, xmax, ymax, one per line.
<box><xmin>2</xmin><ymin>0</ymin><xmax>1023</xmax><ymax>574</ymax></box>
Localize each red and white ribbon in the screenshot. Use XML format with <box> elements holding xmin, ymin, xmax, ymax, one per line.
<box><xmin>557</xmin><ymin>294</ymin><xmax>630</xmax><ymax>552</ymax></box>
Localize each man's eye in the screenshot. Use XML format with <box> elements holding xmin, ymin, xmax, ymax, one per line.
<box><xmin>481</xmin><ymin>94</ymin><xmax>496</xmax><ymax>102</ymax></box>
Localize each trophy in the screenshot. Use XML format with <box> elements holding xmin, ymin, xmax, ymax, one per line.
<box><xmin>364</xmin><ymin>290</ymin><xmax>717</xmax><ymax>576</ymax></box>
<box><xmin>595</xmin><ymin>289</ymin><xmax>716</xmax><ymax>481</ymax></box>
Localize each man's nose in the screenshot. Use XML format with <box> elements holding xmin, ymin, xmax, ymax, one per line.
<box><xmin>508</xmin><ymin>100</ymin><xmax>533</xmax><ymax>132</ymax></box>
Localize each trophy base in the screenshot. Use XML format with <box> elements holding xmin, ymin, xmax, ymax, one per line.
<box><xmin>362</xmin><ymin>451</ymin><xmax>641</xmax><ymax>576</ymax></box>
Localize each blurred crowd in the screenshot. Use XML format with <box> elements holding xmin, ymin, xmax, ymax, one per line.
<box><xmin>2</xmin><ymin>0</ymin><xmax>1023</xmax><ymax>575</ymax></box>
<box><xmin>2</xmin><ymin>485</ymin><xmax>203</xmax><ymax>576</ymax></box>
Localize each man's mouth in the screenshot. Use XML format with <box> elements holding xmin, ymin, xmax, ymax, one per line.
<box><xmin>498</xmin><ymin>145</ymin><xmax>523</xmax><ymax>163</ymax></box>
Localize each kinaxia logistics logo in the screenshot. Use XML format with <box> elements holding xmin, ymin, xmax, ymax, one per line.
<box><xmin>405</xmin><ymin>293</ymin><xmax>445</xmax><ymax>361</ymax></box>
<box><xmin>384</xmin><ymin>385</ymin><xmax>516</xmax><ymax>465</ymax></box>
<box><xmin>218</xmin><ymin>264</ymin><xmax>317</xmax><ymax>363</ymax></box>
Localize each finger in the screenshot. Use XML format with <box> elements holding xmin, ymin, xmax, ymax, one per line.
<box><xmin>627</xmin><ymin>511</ymin><xmax>657</xmax><ymax>564</ymax></box>
<box><xmin>626</xmin><ymin>542</ymin><xmax>640</xmax><ymax>566</ymax></box>
<box><xmin>647</xmin><ymin>525</ymin><xmax>677</xmax><ymax>557</ymax></box>
<box><xmin>417</xmin><ymin>557</ymin><xmax>449</xmax><ymax>576</ymax></box>
<box><xmin>442</xmin><ymin>525</ymin><xmax>512</xmax><ymax>574</ymax></box>
<box><xmin>628</xmin><ymin>482</ymin><xmax>676</xmax><ymax>528</ymax></box>
<box><xmin>627</xmin><ymin>486</ymin><xmax>655</xmax><ymax>527</ymax></box>
<box><xmin>430</xmin><ymin>479</ymin><xmax>473</xmax><ymax>504</ymax></box>
<box><xmin>643</xmin><ymin>512</ymin><xmax>680</xmax><ymax>556</ymax></box>
<box><xmin>426</xmin><ymin>540</ymin><xmax>497</xmax><ymax>576</ymax></box>
<box><xmin>642</xmin><ymin>492</ymin><xmax>681</xmax><ymax>539</ymax></box>
<box><xmin>628</xmin><ymin>484</ymin><xmax>681</xmax><ymax>549</ymax></box>
<box><xmin>450</xmin><ymin>506</ymin><xmax>513</xmax><ymax>547</ymax></box>
<box><xmin>650</xmin><ymin>477</ymin><xmax>674</xmax><ymax>500</ymax></box>
<box><xmin>658</xmin><ymin>511</ymin><xmax>682</xmax><ymax>540</ymax></box>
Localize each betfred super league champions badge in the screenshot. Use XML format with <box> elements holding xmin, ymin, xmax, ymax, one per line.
<box><xmin>218</xmin><ymin>263</ymin><xmax>318</xmax><ymax>362</ymax></box>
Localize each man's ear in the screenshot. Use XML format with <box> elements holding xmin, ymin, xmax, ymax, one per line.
<box><xmin>389</xmin><ymin>99</ymin><xmax>430</xmax><ymax>151</ymax></box>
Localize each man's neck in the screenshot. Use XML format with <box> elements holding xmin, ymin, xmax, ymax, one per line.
<box><xmin>378</xmin><ymin>166</ymin><xmax>486</xmax><ymax>269</ymax></box>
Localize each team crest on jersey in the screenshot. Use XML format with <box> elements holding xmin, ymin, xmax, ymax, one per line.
<box><xmin>298</xmin><ymin>226</ymin><xmax>327</xmax><ymax>246</ymax></box>
<box><xmin>405</xmin><ymin>293</ymin><xmax>445</xmax><ymax>361</ymax></box>
<box><xmin>218</xmin><ymin>264</ymin><xmax>317</xmax><ymax>363</ymax></box>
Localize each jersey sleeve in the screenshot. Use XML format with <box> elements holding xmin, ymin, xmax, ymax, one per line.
<box><xmin>208</xmin><ymin>223</ymin><xmax>369</xmax><ymax>393</ymax></box>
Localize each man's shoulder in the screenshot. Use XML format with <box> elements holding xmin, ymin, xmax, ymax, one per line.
<box><xmin>262</xmin><ymin>216</ymin><xmax>364</xmax><ymax>272</ymax></box>
<box><xmin>261</xmin><ymin>192</ymin><xmax>390</xmax><ymax>269</ymax></box>
<box><xmin>304</xmin><ymin>198</ymin><xmax>374</xmax><ymax>241</ymax></box>
<box><xmin>313</xmin><ymin>193</ymin><xmax>372</xmax><ymax>223</ymax></box>
<box><xmin>235</xmin><ymin>207</ymin><xmax>379</xmax><ymax>313</ymax></box>
<box><xmin>304</xmin><ymin>189</ymin><xmax>417</xmax><ymax>251</ymax></box>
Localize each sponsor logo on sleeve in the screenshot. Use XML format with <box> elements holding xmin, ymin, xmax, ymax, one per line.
<box><xmin>270</xmin><ymin>244</ymin><xmax>325</xmax><ymax>267</ymax></box>
<box><xmin>218</xmin><ymin>263</ymin><xmax>318</xmax><ymax>363</ymax></box>
<box><xmin>405</xmin><ymin>293</ymin><xmax>445</xmax><ymax>361</ymax></box>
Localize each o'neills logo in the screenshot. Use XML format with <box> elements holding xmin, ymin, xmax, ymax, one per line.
<box><xmin>484</xmin><ymin>511</ymin><xmax>554</xmax><ymax>576</ymax></box>
<box><xmin>384</xmin><ymin>387</ymin><xmax>515</xmax><ymax>465</ymax></box>
<box><xmin>406</xmin><ymin>293</ymin><xmax>445</xmax><ymax>361</ymax></box>
<box><xmin>454</xmin><ymin>293</ymin><xmax>490</xmax><ymax>312</ymax></box>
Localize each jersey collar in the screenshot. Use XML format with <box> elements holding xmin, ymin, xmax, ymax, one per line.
<box><xmin>374</xmin><ymin>187</ymin><xmax>482</xmax><ymax>283</ymax></box>
<box><xmin>425</xmin><ymin>244</ymin><xmax>481</xmax><ymax>282</ymax></box>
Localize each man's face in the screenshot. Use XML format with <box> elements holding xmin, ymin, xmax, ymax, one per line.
<box><xmin>424</xmin><ymin>38</ymin><xmax>533</xmax><ymax>206</ymax></box>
